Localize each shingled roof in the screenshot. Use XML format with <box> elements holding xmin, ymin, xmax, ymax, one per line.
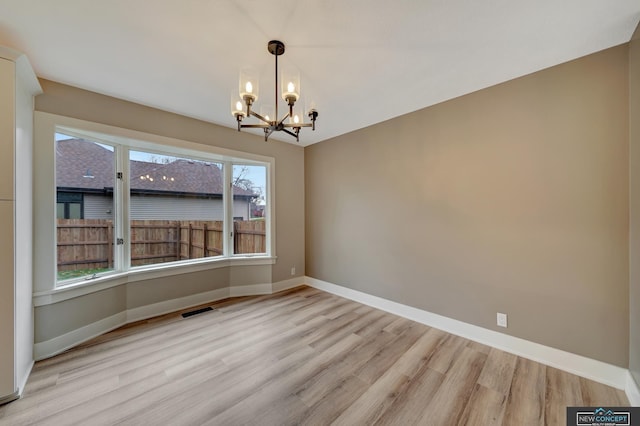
<box><xmin>56</xmin><ymin>138</ymin><xmax>255</xmax><ymax>197</ymax></box>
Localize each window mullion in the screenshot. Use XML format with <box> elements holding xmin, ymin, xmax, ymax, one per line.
<box><xmin>116</xmin><ymin>146</ymin><xmax>130</xmax><ymax>272</ymax></box>
<box><xmin>224</xmin><ymin>161</ymin><xmax>233</xmax><ymax>257</ymax></box>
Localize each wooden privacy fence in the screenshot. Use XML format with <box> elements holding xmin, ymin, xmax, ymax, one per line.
<box><xmin>57</xmin><ymin>219</ymin><xmax>266</xmax><ymax>272</ymax></box>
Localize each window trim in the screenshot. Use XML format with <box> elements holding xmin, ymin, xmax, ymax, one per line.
<box><xmin>33</xmin><ymin>255</ymin><xmax>277</xmax><ymax>306</ymax></box>
<box><xmin>35</xmin><ymin>112</ymin><xmax>276</xmax><ymax>297</ymax></box>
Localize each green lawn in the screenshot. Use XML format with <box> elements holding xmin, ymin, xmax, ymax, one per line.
<box><xmin>57</xmin><ymin>267</ymin><xmax>112</xmax><ymax>281</ymax></box>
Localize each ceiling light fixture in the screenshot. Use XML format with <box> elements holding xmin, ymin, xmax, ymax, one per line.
<box><xmin>231</xmin><ymin>40</ymin><xmax>318</xmax><ymax>142</ymax></box>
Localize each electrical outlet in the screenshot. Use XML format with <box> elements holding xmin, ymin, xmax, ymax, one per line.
<box><xmin>497</xmin><ymin>312</ymin><xmax>508</xmax><ymax>328</ymax></box>
<box><xmin>290</xmin><ymin>266</ymin><xmax>296</xmax><ymax>276</ymax></box>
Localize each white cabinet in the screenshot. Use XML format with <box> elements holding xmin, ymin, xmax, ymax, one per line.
<box><xmin>0</xmin><ymin>47</ymin><xmax>41</xmax><ymax>404</ymax></box>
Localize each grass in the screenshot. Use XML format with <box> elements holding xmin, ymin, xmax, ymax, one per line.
<box><xmin>57</xmin><ymin>267</ymin><xmax>112</xmax><ymax>281</ymax></box>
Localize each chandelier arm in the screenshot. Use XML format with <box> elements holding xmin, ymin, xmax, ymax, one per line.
<box><xmin>240</xmin><ymin>124</ymin><xmax>271</xmax><ymax>129</ymax></box>
<box><xmin>277</xmin><ymin>113</ymin><xmax>291</xmax><ymax>127</ymax></box>
<box><xmin>249</xmin><ymin>110</ymin><xmax>272</xmax><ymax>125</ymax></box>
<box><xmin>251</xmin><ymin>111</ymin><xmax>271</xmax><ymax>125</ymax></box>
<box><xmin>265</xmin><ymin>127</ymin><xmax>276</xmax><ymax>141</ymax></box>
<box><xmin>282</xmin><ymin>122</ymin><xmax>312</xmax><ymax>128</ymax></box>
<box><xmin>281</xmin><ymin>128</ymin><xmax>299</xmax><ymax>139</ymax></box>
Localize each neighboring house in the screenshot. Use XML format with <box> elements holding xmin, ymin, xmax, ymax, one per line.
<box><xmin>56</xmin><ymin>138</ymin><xmax>257</xmax><ymax>221</ymax></box>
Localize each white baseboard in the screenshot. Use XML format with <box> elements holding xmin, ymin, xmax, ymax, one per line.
<box><xmin>30</xmin><ymin>275</ymin><xmax>638</xmax><ymax>403</ymax></box>
<box><xmin>272</xmin><ymin>276</ymin><xmax>306</xmax><ymax>293</ymax></box>
<box><xmin>127</xmin><ymin>287</ymin><xmax>230</xmax><ymax>323</ymax></box>
<box><xmin>1</xmin><ymin>359</ymin><xmax>34</xmax><ymax>403</ymax></box>
<box><xmin>33</xmin><ymin>277</ymin><xmax>306</xmax><ymax>361</ymax></box>
<box><xmin>229</xmin><ymin>283</ymin><xmax>272</xmax><ymax>297</ymax></box>
<box><xmin>305</xmin><ymin>276</ymin><xmax>629</xmax><ymax>391</ymax></box>
<box><xmin>34</xmin><ymin>312</ymin><xmax>127</xmax><ymax>361</ymax></box>
<box><xmin>628</xmin><ymin>372</ymin><xmax>640</xmax><ymax>406</ymax></box>
<box><xmin>17</xmin><ymin>360</ymin><xmax>34</xmax><ymax>397</ymax></box>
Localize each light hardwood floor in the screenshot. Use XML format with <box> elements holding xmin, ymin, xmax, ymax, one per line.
<box><xmin>0</xmin><ymin>286</ymin><xmax>628</xmax><ymax>425</ymax></box>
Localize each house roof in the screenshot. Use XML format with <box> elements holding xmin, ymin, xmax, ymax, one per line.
<box><xmin>56</xmin><ymin>138</ymin><xmax>255</xmax><ymax>197</ymax></box>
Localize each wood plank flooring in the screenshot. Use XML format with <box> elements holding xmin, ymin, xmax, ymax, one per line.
<box><xmin>0</xmin><ymin>286</ymin><xmax>628</xmax><ymax>425</ymax></box>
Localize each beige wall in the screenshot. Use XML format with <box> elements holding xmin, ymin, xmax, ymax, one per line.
<box><xmin>305</xmin><ymin>46</ymin><xmax>630</xmax><ymax>366</ymax></box>
<box><xmin>33</xmin><ymin>80</ymin><xmax>305</xmax><ymax>348</ymax></box>
<box><xmin>35</xmin><ymin>286</ymin><xmax>127</xmax><ymax>343</ymax></box>
<box><xmin>629</xmin><ymin>23</ymin><xmax>640</xmax><ymax>385</ymax></box>
<box><xmin>126</xmin><ymin>269</ymin><xmax>230</xmax><ymax>311</ymax></box>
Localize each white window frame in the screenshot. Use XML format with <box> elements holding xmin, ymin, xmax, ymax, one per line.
<box><xmin>33</xmin><ymin>112</ymin><xmax>275</xmax><ymax>300</ymax></box>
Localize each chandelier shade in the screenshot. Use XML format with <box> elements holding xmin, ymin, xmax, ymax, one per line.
<box><xmin>281</xmin><ymin>68</ymin><xmax>300</xmax><ymax>106</ymax></box>
<box><xmin>239</xmin><ymin>67</ymin><xmax>259</xmax><ymax>104</ymax></box>
<box><xmin>231</xmin><ymin>40</ymin><xmax>318</xmax><ymax>142</ymax></box>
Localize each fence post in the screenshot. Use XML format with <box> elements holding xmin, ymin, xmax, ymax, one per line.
<box><xmin>107</xmin><ymin>222</ymin><xmax>113</xmax><ymax>268</ymax></box>
<box><xmin>175</xmin><ymin>221</ymin><xmax>181</xmax><ymax>261</ymax></box>
<box><xmin>234</xmin><ymin>221</ymin><xmax>239</xmax><ymax>254</ymax></box>
<box><xmin>188</xmin><ymin>223</ymin><xmax>193</xmax><ymax>259</ymax></box>
<box><xmin>203</xmin><ymin>222</ymin><xmax>208</xmax><ymax>258</ymax></box>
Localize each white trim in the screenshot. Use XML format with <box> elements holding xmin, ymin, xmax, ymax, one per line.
<box><xmin>229</xmin><ymin>283</ymin><xmax>272</xmax><ymax>297</ymax></box>
<box><xmin>33</xmin><ymin>256</ymin><xmax>276</xmax><ymax>307</ymax></box>
<box><xmin>34</xmin><ymin>312</ymin><xmax>127</xmax><ymax>361</ymax></box>
<box><xmin>126</xmin><ymin>257</ymin><xmax>275</xmax><ymax>283</ymax></box>
<box><xmin>0</xmin><ymin>46</ymin><xmax>42</xmax><ymax>96</ymax></box>
<box><xmin>305</xmin><ymin>276</ymin><xmax>629</xmax><ymax>391</ymax></box>
<box><xmin>17</xmin><ymin>360</ymin><xmax>34</xmax><ymax>397</ymax></box>
<box><xmin>126</xmin><ymin>287</ymin><xmax>230</xmax><ymax>323</ymax></box>
<box><xmin>627</xmin><ymin>372</ymin><xmax>640</xmax><ymax>406</ymax></box>
<box><xmin>272</xmin><ymin>276</ymin><xmax>306</xmax><ymax>293</ymax></box>
<box><xmin>34</xmin><ymin>276</ymin><xmax>128</xmax><ymax>306</ymax></box>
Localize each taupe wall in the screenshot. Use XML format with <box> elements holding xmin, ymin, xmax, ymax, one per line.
<box><xmin>33</xmin><ymin>80</ymin><xmax>305</xmax><ymax>345</ymax></box>
<box><xmin>629</xmin><ymin>23</ymin><xmax>640</xmax><ymax>385</ymax></box>
<box><xmin>305</xmin><ymin>46</ymin><xmax>630</xmax><ymax>366</ymax></box>
<box><xmin>35</xmin><ymin>286</ymin><xmax>126</xmax><ymax>344</ymax></box>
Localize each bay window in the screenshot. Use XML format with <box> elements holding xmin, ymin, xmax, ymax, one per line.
<box><xmin>53</xmin><ymin>127</ymin><xmax>272</xmax><ymax>287</ymax></box>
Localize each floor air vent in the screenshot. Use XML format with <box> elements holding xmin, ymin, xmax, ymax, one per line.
<box><xmin>181</xmin><ymin>306</ymin><xmax>213</xmax><ymax>318</ymax></box>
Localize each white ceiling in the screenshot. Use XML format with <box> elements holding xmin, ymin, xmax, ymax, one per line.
<box><xmin>0</xmin><ymin>1</ymin><xmax>638</xmax><ymax>146</ymax></box>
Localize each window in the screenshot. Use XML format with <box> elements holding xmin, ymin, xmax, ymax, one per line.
<box><xmin>53</xmin><ymin>128</ymin><xmax>272</xmax><ymax>286</ymax></box>
<box><xmin>56</xmin><ymin>192</ymin><xmax>83</xmax><ymax>219</ymax></box>
<box><xmin>232</xmin><ymin>164</ymin><xmax>267</xmax><ymax>255</ymax></box>
<box><xmin>129</xmin><ymin>150</ymin><xmax>225</xmax><ymax>267</ymax></box>
<box><xmin>55</xmin><ymin>134</ymin><xmax>116</xmax><ymax>280</ymax></box>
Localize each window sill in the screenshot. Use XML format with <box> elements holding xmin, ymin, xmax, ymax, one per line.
<box><xmin>33</xmin><ymin>255</ymin><xmax>277</xmax><ymax>307</ymax></box>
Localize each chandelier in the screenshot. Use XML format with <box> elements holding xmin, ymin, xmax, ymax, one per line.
<box><xmin>231</xmin><ymin>40</ymin><xmax>318</xmax><ymax>142</ymax></box>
